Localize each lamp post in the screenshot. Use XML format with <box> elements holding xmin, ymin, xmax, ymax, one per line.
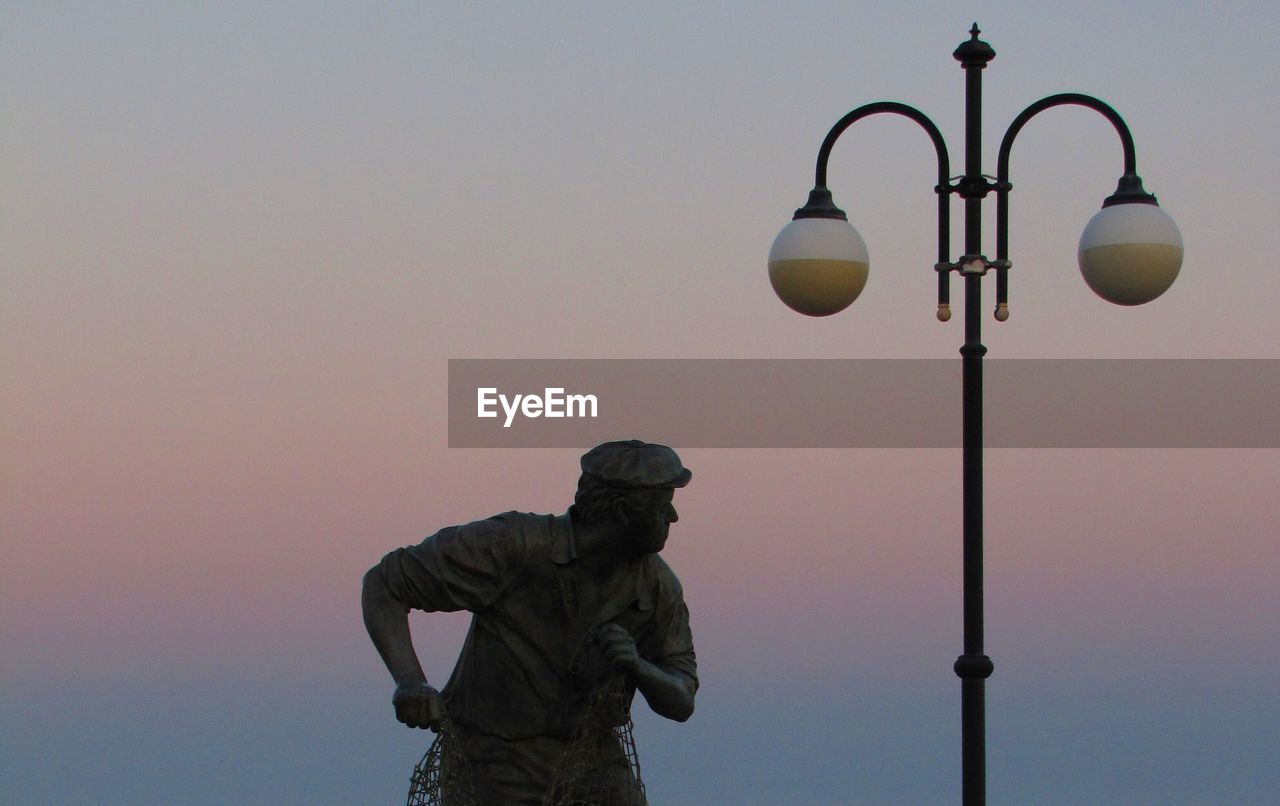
<box><xmin>768</xmin><ymin>25</ymin><xmax>1182</xmax><ymax>806</ymax></box>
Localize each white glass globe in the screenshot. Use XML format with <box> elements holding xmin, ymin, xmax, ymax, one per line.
<box><xmin>1078</xmin><ymin>203</ymin><xmax>1183</xmax><ymax>306</ymax></box>
<box><xmin>768</xmin><ymin>217</ymin><xmax>870</xmax><ymax>316</ymax></box>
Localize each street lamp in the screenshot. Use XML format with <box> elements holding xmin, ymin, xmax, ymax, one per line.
<box><xmin>768</xmin><ymin>25</ymin><xmax>1182</xmax><ymax>805</ymax></box>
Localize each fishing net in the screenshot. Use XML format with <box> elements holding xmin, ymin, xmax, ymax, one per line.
<box><xmin>404</xmin><ymin>674</ymin><xmax>645</xmax><ymax>806</ymax></box>
<box><xmin>541</xmin><ymin>674</ymin><xmax>646</xmax><ymax>806</ymax></box>
<box><xmin>406</xmin><ymin>717</ymin><xmax>481</xmax><ymax>806</ymax></box>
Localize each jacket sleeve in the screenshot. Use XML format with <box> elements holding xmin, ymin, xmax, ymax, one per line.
<box><xmin>647</xmin><ymin>565</ymin><xmax>699</xmax><ymax>690</ymax></box>
<box><xmin>373</xmin><ymin>514</ymin><xmax>525</xmax><ymax>613</ymax></box>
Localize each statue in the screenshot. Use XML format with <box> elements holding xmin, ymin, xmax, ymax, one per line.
<box><xmin>363</xmin><ymin>440</ymin><xmax>698</xmax><ymax>805</ymax></box>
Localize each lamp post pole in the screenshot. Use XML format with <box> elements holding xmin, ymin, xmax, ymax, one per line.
<box><xmin>954</xmin><ymin>28</ymin><xmax>996</xmax><ymax>806</ymax></box>
<box><xmin>768</xmin><ymin>24</ymin><xmax>1184</xmax><ymax>806</ymax></box>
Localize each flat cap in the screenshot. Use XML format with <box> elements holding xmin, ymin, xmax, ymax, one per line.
<box><xmin>579</xmin><ymin>440</ymin><xmax>692</xmax><ymax>490</ymax></box>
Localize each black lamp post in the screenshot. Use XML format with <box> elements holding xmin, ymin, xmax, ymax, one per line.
<box><xmin>768</xmin><ymin>25</ymin><xmax>1183</xmax><ymax>806</ymax></box>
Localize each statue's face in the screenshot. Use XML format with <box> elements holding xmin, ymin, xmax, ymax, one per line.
<box><xmin>619</xmin><ymin>488</ymin><xmax>678</xmax><ymax>556</ymax></box>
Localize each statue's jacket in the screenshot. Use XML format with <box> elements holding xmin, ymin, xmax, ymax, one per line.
<box><xmin>374</xmin><ymin>510</ymin><xmax>698</xmax><ymax>740</ymax></box>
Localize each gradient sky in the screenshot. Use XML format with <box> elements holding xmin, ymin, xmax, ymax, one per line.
<box><xmin>3</xmin><ymin>2</ymin><xmax>1278</xmax><ymax>803</ymax></box>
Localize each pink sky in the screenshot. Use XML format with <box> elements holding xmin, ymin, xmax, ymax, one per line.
<box><xmin>3</xmin><ymin>3</ymin><xmax>1278</xmax><ymax>803</ymax></box>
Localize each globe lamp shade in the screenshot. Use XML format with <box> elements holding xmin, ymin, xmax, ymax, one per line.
<box><xmin>769</xmin><ymin>217</ymin><xmax>870</xmax><ymax>316</ymax></box>
<box><xmin>1078</xmin><ymin>202</ymin><xmax>1183</xmax><ymax>305</ymax></box>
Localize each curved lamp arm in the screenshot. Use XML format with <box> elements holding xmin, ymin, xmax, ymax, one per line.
<box><xmin>806</xmin><ymin>102</ymin><xmax>955</xmax><ymax>313</ymax></box>
<box><xmin>994</xmin><ymin>93</ymin><xmax>1149</xmax><ymax>312</ymax></box>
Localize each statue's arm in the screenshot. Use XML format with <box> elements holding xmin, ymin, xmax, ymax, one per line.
<box><xmin>362</xmin><ymin>520</ymin><xmax>516</xmax><ymax>729</ymax></box>
<box><xmin>598</xmin><ymin>623</ymin><xmax>696</xmax><ymax>722</ymax></box>
<box><xmin>362</xmin><ymin>564</ymin><xmax>442</xmax><ymax>730</ymax></box>
<box><xmin>362</xmin><ymin>564</ymin><xmax>427</xmax><ymax>687</ymax></box>
<box><xmin>632</xmin><ymin>656</ymin><xmax>697</xmax><ymax>722</ymax></box>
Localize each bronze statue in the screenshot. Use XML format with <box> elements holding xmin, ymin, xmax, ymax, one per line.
<box><xmin>363</xmin><ymin>440</ymin><xmax>698</xmax><ymax>804</ymax></box>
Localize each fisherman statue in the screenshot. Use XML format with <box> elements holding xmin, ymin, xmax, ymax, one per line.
<box><xmin>363</xmin><ymin>440</ymin><xmax>698</xmax><ymax>804</ymax></box>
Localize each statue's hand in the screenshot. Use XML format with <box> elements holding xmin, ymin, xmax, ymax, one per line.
<box><xmin>393</xmin><ymin>680</ymin><xmax>444</xmax><ymax>731</ymax></box>
<box><xmin>598</xmin><ymin>622</ymin><xmax>641</xmax><ymax>676</ymax></box>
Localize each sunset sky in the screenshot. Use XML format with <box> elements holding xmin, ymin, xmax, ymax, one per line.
<box><xmin>2</xmin><ymin>2</ymin><xmax>1278</xmax><ymax>803</ymax></box>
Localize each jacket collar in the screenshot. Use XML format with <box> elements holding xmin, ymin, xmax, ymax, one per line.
<box><xmin>551</xmin><ymin>510</ymin><xmax>653</xmax><ymax>612</ymax></box>
<box><xmin>550</xmin><ymin>510</ymin><xmax>577</xmax><ymax>564</ymax></box>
